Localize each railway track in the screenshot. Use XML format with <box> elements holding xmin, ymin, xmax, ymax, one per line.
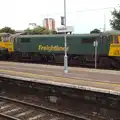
<box><xmin>0</xmin><ymin>77</ymin><xmax>120</xmax><ymax>120</ymax></box>
<box><xmin>0</xmin><ymin>96</ymin><xmax>86</xmax><ymax>120</ymax></box>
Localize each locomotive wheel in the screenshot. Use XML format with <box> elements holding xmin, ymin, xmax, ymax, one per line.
<box><xmin>99</xmin><ymin>57</ymin><xmax>112</xmax><ymax>68</ymax></box>
<box><xmin>12</xmin><ymin>53</ymin><xmax>22</xmax><ymax>62</ymax></box>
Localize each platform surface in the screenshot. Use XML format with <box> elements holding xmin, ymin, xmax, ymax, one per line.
<box><xmin>0</xmin><ymin>61</ymin><xmax>120</xmax><ymax>95</ymax></box>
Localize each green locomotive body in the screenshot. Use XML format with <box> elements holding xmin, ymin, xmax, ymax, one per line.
<box><xmin>15</xmin><ymin>34</ymin><xmax>100</xmax><ymax>54</ymax></box>
<box><xmin>15</xmin><ymin>33</ymin><xmax>111</xmax><ymax>55</ymax></box>
<box><xmin>13</xmin><ymin>33</ymin><xmax>112</xmax><ymax>66</ymax></box>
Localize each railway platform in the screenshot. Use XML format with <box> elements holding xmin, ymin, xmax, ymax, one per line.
<box><xmin>0</xmin><ymin>61</ymin><xmax>120</xmax><ymax>96</ymax></box>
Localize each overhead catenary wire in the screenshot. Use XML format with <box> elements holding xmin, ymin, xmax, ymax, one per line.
<box><xmin>39</xmin><ymin>5</ymin><xmax>120</xmax><ymax>17</ymax></box>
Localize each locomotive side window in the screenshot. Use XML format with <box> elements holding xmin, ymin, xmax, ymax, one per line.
<box><xmin>21</xmin><ymin>38</ymin><xmax>31</xmax><ymax>43</ymax></box>
<box><xmin>81</xmin><ymin>37</ymin><xmax>96</xmax><ymax>44</ymax></box>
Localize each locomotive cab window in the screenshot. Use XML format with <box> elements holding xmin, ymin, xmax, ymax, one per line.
<box><xmin>101</xmin><ymin>36</ymin><xmax>108</xmax><ymax>44</ymax></box>
<box><xmin>9</xmin><ymin>36</ymin><xmax>14</xmax><ymax>42</ymax></box>
<box><xmin>0</xmin><ymin>37</ymin><xmax>2</xmax><ymax>42</ymax></box>
<box><xmin>118</xmin><ymin>35</ymin><xmax>120</xmax><ymax>43</ymax></box>
<box><xmin>112</xmin><ymin>35</ymin><xmax>119</xmax><ymax>44</ymax></box>
<box><xmin>3</xmin><ymin>36</ymin><xmax>9</xmax><ymax>42</ymax></box>
<box><xmin>109</xmin><ymin>35</ymin><xmax>113</xmax><ymax>43</ymax></box>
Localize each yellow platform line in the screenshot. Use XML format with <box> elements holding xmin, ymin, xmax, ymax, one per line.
<box><xmin>0</xmin><ymin>65</ymin><xmax>107</xmax><ymax>83</ymax></box>
<box><xmin>1</xmin><ymin>61</ymin><xmax>120</xmax><ymax>75</ymax></box>
<box><xmin>0</xmin><ymin>69</ymin><xmax>119</xmax><ymax>87</ymax></box>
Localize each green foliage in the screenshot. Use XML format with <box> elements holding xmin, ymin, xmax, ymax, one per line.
<box><xmin>110</xmin><ymin>8</ymin><xmax>120</xmax><ymax>30</ymax></box>
<box><xmin>90</xmin><ymin>28</ymin><xmax>101</xmax><ymax>34</ymax></box>
<box><xmin>0</xmin><ymin>26</ymin><xmax>15</xmax><ymax>34</ymax></box>
<box><xmin>24</xmin><ymin>28</ymin><xmax>33</xmax><ymax>35</ymax></box>
<box><xmin>24</xmin><ymin>26</ymin><xmax>57</xmax><ymax>35</ymax></box>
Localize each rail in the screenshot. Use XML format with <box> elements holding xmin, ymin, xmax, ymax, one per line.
<box><xmin>0</xmin><ymin>96</ymin><xmax>87</xmax><ymax>120</ymax></box>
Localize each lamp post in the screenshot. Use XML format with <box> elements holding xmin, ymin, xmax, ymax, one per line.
<box><xmin>64</xmin><ymin>0</ymin><xmax>68</xmax><ymax>73</ymax></box>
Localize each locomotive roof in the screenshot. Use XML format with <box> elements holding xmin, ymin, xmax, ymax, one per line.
<box><xmin>102</xmin><ymin>30</ymin><xmax>120</xmax><ymax>35</ymax></box>
<box><xmin>0</xmin><ymin>32</ymin><xmax>11</xmax><ymax>36</ymax></box>
<box><xmin>16</xmin><ymin>30</ymin><xmax>120</xmax><ymax>38</ymax></box>
<box><xmin>17</xmin><ymin>33</ymin><xmax>100</xmax><ymax>38</ymax></box>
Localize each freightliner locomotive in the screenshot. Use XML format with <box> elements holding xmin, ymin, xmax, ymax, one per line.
<box><xmin>0</xmin><ymin>30</ymin><xmax>120</xmax><ymax>68</ymax></box>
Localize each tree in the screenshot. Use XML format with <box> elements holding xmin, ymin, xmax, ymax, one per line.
<box><xmin>110</xmin><ymin>8</ymin><xmax>120</xmax><ymax>30</ymax></box>
<box><xmin>24</xmin><ymin>28</ymin><xmax>33</xmax><ymax>35</ymax></box>
<box><xmin>90</xmin><ymin>28</ymin><xmax>101</xmax><ymax>34</ymax></box>
<box><xmin>24</xmin><ymin>26</ymin><xmax>57</xmax><ymax>35</ymax></box>
<box><xmin>0</xmin><ymin>27</ymin><xmax>15</xmax><ymax>34</ymax></box>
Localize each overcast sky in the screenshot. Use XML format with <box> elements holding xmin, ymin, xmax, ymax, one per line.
<box><xmin>0</xmin><ymin>0</ymin><xmax>119</xmax><ymax>33</ymax></box>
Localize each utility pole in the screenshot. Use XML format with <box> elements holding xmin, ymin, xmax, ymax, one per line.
<box><xmin>103</xmin><ymin>13</ymin><xmax>106</xmax><ymax>32</ymax></box>
<box><xmin>64</xmin><ymin>0</ymin><xmax>68</xmax><ymax>73</ymax></box>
